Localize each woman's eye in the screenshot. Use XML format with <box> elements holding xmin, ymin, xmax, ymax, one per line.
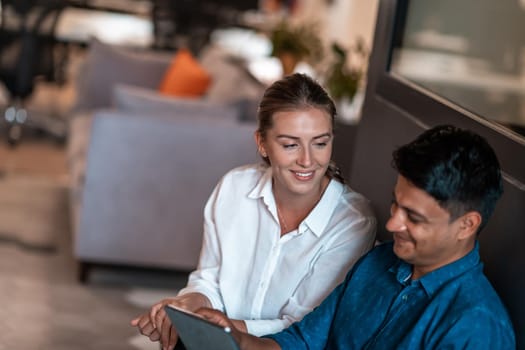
<box><xmin>314</xmin><ymin>142</ymin><xmax>327</xmax><ymax>147</ymax></box>
<box><xmin>283</xmin><ymin>144</ymin><xmax>298</xmax><ymax>149</ymax></box>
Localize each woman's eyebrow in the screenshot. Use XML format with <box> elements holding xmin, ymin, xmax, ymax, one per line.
<box><xmin>276</xmin><ymin>134</ymin><xmax>299</xmax><ymax>140</ymax></box>
<box><xmin>276</xmin><ymin>132</ymin><xmax>332</xmax><ymax>140</ymax></box>
<box><xmin>313</xmin><ymin>133</ymin><xmax>332</xmax><ymax>140</ymax></box>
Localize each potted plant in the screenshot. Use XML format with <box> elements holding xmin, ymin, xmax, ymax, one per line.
<box><xmin>324</xmin><ymin>40</ymin><xmax>368</xmax><ymax>122</ymax></box>
<box><xmin>325</xmin><ymin>40</ymin><xmax>368</xmax><ymax>101</ymax></box>
<box><xmin>269</xmin><ymin>20</ymin><xmax>323</xmax><ymax>75</ymax></box>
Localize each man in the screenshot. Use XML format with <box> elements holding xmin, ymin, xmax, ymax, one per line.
<box><xmin>199</xmin><ymin>125</ymin><xmax>516</xmax><ymax>349</ymax></box>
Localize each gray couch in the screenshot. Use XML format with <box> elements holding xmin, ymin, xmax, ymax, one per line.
<box><xmin>67</xmin><ymin>39</ymin><xmax>264</xmax><ymax>281</ymax></box>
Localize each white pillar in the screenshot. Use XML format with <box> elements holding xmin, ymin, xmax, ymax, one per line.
<box><xmin>326</xmin><ymin>0</ymin><xmax>379</xmax><ymax>50</ymax></box>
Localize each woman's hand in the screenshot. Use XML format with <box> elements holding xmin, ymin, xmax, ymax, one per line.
<box><xmin>130</xmin><ymin>293</ymin><xmax>211</xmax><ymax>350</ymax></box>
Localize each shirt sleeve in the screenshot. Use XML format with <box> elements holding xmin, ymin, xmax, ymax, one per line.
<box><xmin>264</xmin><ymin>274</ymin><xmax>349</xmax><ymax>349</ymax></box>
<box><xmin>434</xmin><ymin>308</ymin><xmax>516</xmax><ymax>349</ymax></box>
<box><xmin>246</xmin><ymin>215</ymin><xmax>376</xmax><ymax>336</ymax></box>
<box><xmin>177</xmin><ymin>180</ymin><xmax>226</xmax><ymax>311</ymax></box>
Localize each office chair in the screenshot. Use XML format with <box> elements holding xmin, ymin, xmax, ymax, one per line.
<box><xmin>0</xmin><ymin>0</ymin><xmax>67</xmax><ymax>145</ymax></box>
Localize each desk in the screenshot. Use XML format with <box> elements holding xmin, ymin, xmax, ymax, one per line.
<box><xmin>55</xmin><ymin>7</ymin><xmax>153</xmax><ymax>47</ymax></box>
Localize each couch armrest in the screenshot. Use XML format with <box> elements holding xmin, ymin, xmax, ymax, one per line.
<box><xmin>74</xmin><ymin>111</ymin><xmax>258</xmax><ymax>270</ymax></box>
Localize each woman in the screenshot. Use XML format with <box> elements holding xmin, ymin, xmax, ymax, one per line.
<box><xmin>131</xmin><ymin>73</ymin><xmax>376</xmax><ymax>350</ymax></box>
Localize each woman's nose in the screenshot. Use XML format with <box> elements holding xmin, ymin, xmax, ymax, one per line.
<box><xmin>297</xmin><ymin>147</ymin><xmax>313</xmax><ymax>167</ymax></box>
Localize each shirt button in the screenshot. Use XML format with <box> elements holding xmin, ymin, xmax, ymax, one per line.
<box><xmin>402</xmin><ymin>294</ymin><xmax>408</xmax><ymax>301</ymax></box>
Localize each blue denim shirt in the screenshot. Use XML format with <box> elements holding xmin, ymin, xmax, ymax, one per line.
<box><xmin>266</xmin><ymin>242</ymin><xmax>515</xmax><ymax>349</ymax></box>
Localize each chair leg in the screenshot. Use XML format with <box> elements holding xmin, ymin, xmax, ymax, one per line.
<box><xmin>7</xmin><ymin>124</ymin><xmax>22</xmax><ymax>146</ymax></box>
<box><xmin>78</xmin><ymin>261</ymin><xmax>92</xmax><ymax>284</ymax></box>
<box><xmin>3</xmin><ymin>105</ymin><xmax>27</xmax><ymax>146</ymax></box>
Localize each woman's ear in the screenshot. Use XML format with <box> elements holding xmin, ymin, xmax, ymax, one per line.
<box><xmin>254</xmin><ymin>131</ymin><xmax>267</xmax><ymax>157</ymax></box>
<box><xmin>458</xmin><ymin>211</ymin><xmax>482</xmax><ymax>239</ymax></box>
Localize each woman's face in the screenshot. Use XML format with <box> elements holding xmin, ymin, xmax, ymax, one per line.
<box><xmin>256</xmin><ymin>107</ymin><xmax>333</xmax><ymax>199</ymax></box>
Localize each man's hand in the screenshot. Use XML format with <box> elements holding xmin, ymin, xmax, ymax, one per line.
<box><xmin>130</xmin><ymin>293</ymin><xmax>211</xmax><ymax>350</ymax></box>
<box><xmin>196</xmin><ymin>308</ymin><xmax>281</xmax><ymax>350</ymax></box>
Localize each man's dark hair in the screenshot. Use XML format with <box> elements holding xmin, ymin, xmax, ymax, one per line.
<box><xmin>392</xmin><ymin>125</ymin><xmax>503</xmax><ymax>232</ymax></box>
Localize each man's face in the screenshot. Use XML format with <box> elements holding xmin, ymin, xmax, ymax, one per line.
<box><xmin>386</xmin><ymin>175</ymin><xmax>467</xmax><ymax>279</ymax></box>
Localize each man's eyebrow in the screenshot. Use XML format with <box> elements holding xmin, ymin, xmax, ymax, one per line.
<box><xmin>391</xmin><ymin>193</ymin><xmax>429</xmax><ymax>222</ymax></box>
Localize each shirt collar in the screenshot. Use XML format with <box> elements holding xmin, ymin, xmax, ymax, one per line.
<box><xmin>247</xmin><ymin>167</ymin><xmax>344</xmax><ymax>238</ymax></box>
<box><xmin>390</xmin><ymin>241</ymin><xmax>482</xmax><ymax>297</ymax></box>
<box><xmin>248</xmin><ymin>166</ymin><xmax>273</xmax><ymax>201</ymax></box>
<box><xmin>303</xmin><ymin>180</ymin><xmax>342</xmax><ymax>237</ymax></box>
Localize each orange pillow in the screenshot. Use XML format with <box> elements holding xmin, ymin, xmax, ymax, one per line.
<box><xmin>158</xmin><ymin>49</ymin><xmax>211</xmax><ymax>97</ymax></box>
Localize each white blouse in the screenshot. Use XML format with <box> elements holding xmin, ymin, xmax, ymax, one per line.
<box><xmin>178</xmin><ymin>164</ymin><xmax>376</xmax><ymax>336</ymax></box>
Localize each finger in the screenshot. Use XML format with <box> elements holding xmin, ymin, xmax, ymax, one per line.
<box><xmin>196</xmin><ymin>308</ymin><xmax>231</xmax><ymax>329</ymax></box>
<box><xmin>132</xmin><ymin>314</ymin><xmax>152</xmax><ymax>335</ymax></box>
<box><xmin>148</xmin><ymin>329</ymin><xmax>161</xmax><ymax>342</ymax></box>
<box><xmin>138</xmin><ymin>321</ymin><xmax>156</xmax><ymax>336</ymax></box>
<box><xmin>131</xmin><ymin>313</ymin><xmax>148</xmax><ymax>327</ymax></box>
<box><xmin>155</xmin><ymin>308</ymin><xmax>168</xmax><ymax>330</ymax></box>
<box><xmin>137</xmin><ymin>314</ymin><xmax>153</xmax><ymax>330</ymax></box>
<box><xmin>149</xmin><ymin>302</ymin><xmax>164</xmax><ymax>326</ymax></box>
<box><xmin>130</xmin><ymin>316</ymin><xmax>141</xmax><ymax>326</ymax></box>
<box><xmin>167</xmin><ymin>326</ymin><xmax>179</xmax><ymax>350</ymax></box>
<box><xmin>196</xmin><ymin>308</ymin><xmax>244</xmax><ymax>346</ymax></box>
<box><xmin>161</xmin><ymin>317</ymin><xmax>173</xmax><ymax>348</ymax></box>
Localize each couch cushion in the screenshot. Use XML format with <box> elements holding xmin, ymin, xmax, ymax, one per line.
<box><xmin>74</xmin><ymin>38</ymin><xmax>172</xmax><ymax>111</ymax></box>
<box><xmin>113</xmin><ymin>84</ymin><xmax>240</xmax><ymax>121</ymax></box>
<box><xmin>158</xmin><ymin>49</ymin><xmax>211</xmax><ymax>98</ymax></box>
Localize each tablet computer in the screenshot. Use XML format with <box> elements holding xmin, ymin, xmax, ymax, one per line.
<box><xmin>164</xmin><ymin>305</ymin><xmax>240</xmax><ymax>350</ymax></box>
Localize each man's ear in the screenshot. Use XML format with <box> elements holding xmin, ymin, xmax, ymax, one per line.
<box><xmin>458</xmin><ymin>211</ymin><xmax>482</xmax><ymax>239</ymax></box>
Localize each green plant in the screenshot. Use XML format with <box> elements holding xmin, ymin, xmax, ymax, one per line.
<box><xmin>325</xmin><ymin>40</ymin><xmax>368</xmax><ymax>101</ymax></box>
<box><xmin>270</xmin><ymin>20</ymin><xmax>323</xmax><ymax>64</ymax></box>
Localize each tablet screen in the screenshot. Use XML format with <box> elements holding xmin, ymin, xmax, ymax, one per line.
<box><xmin>165</xmin><ymin>305</ymin><xmax>240</xmax><ymax>350</ymax></box>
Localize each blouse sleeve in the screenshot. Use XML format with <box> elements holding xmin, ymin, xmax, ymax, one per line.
<box><xmin>177</xmin><ymin>180</ymin><xmax>226</xmax><ymax>311</ymax></box>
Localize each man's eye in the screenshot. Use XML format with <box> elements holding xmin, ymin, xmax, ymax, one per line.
<box><xmin>407</xmin><ymin>215</ymin><xmax>423</xmax><ymax>224</ymax></box>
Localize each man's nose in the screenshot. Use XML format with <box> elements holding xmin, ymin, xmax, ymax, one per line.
<box><xmin>386</xmin><ymin>206</ymin><xmax>407</xmax><ymax>232</ymax></box>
